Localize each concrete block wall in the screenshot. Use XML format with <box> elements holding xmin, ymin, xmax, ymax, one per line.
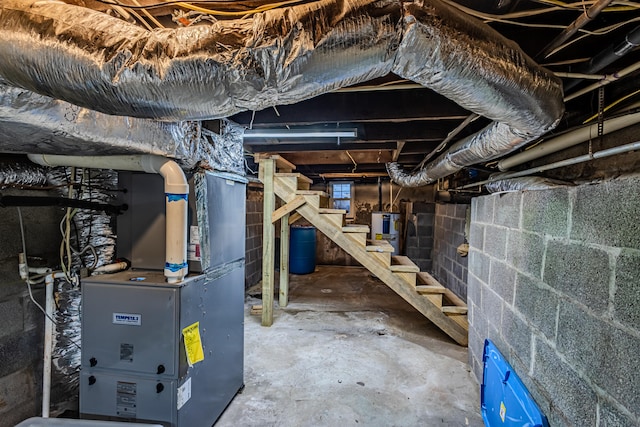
<box><xmin>0</xmin><ymin>198</ymin><xmax>62</xmax><ymax>426</ymax></box>
<box><xmin>433</xmin><ymin>203</ymin><xmax>469</xmax><ymax>299</ymax></box>
<box><xmin>468</xmin><ymin>177</ymin><xmax>640</xmax><ymax>426</ymax></box>
<box><xmin>245</xmin><ymin>184</ymin><xmax>263</xmax><ymax>289</ymax></box>
<box><xmin>405</xmin><ymin>202</ymin><xmax>435</xmax><ymax>272</ymax></box>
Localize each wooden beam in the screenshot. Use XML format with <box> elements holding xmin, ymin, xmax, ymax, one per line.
<box><xmin>392</xmin><ymin>141</ymin><xmax>405</xmax><ymax>162</ymax></box>
<box><xmin>320</xmin><ymin>172</ymin><xmax>389</xmax><ymax>179</ymax></box>
<box><xmin>272</xmin><ymin>195</ymin><xmax>306</xmax><ymax>223</ymax></box>
<box><xmin>289</xmin><ymin>212</ymin><xmax>303</xmax><ymax>225</ymax></box>
<box><xmin>259</xmin><ymin>159</ymin><xmax>276</xmax><ymax>327</ymax></box>
<box><xmin>279</xmin><ymin>213</ymin><xmax>290</xmax><ymax>308</ymax></box>
<box><xmin>231</xmin><ymin>90</ymin><xmax>469</xmax><ymax>125</ymax></box>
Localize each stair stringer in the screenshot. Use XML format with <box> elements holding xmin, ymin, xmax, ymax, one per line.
<box><xmin>273</xmin><ymin>179</ymin><xmax>468</xmax><ymax>346</ymax></box>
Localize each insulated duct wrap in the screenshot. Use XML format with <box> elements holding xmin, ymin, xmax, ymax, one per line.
<box><xmin>485</xmin><ymin>176</ymin><xmax>571</xmax><ymax>193</ymax></box>
<box><xmin>48</xmin><ymin>167</ymin><xmax>118</xmax><ymax>412</ymax></box>
<box><xmin>0</xmin><ymin>0</ymin><xmax>401</xmax><ymax>121</ymax></box>
<box><xmin>0</xmin><ymin>84</ymin><xmax>224</xmax><ymax>170</ymax></box>
<box><xmin>0</xmin><ymin>0</ymin><xmax>563</xmax><ymax>184</ymax></box>
<box><xmin>0</xmin><ymin>162</ymin><xmax>47</xmax><ymax>187</ymax></box>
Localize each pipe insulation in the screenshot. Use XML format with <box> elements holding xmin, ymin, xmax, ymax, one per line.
<box><xmin>0</xmin><ymin>0</ymin><xmax>563</xmax><ymax>186</ymax></box>
<box><xmin>30</xmin><ymin>154</ymin><xmax>189</xmax><ymax>283</ymax></box>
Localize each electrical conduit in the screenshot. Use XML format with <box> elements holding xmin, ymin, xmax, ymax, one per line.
<box><xmin>28</xmin><ymin>154</ymin><xmax>189</xmax><ymax>283</ymax></box>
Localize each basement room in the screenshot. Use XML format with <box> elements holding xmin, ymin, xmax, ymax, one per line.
<box><xmin>0</xmin><ymin>0</ymin><xmax>638</xmax><ymax>426</ymax></box>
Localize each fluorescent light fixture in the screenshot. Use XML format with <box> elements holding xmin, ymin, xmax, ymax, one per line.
<box><xmin>243</xmin><ymin>129</ymin><xmax>357</xmax><ymax>139</ymax></box>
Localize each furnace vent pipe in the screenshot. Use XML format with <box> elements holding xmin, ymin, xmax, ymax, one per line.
<box><xmin>497</xmin><ymin>111</ymin><xmax>640</xmax><ymax>171</ymax></box>
<box><xmin>28</xmin><ymin>154</ymin><xmax>188</xmax><ymax>283</ymax></box>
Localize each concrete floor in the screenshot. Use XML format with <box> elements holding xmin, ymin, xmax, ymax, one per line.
<box><xmin>216</xmin><ymin>265</ymin><xmax>483</xmax><ymax>427</ymax></box>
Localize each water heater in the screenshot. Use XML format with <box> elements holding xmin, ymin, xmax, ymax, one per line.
<box><xmin>371</xmin><ymin>212</ymin><xmax>401</xmax><ymax>255</ymax></box>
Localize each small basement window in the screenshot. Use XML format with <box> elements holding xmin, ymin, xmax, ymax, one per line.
<box><xmin>331</xmin><ymin>181</ymin><xmax>354</xmax><ymax>218</ymax></box>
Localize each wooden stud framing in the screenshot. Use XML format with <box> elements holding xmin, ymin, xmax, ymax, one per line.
<box><xmin>279</xmin><ymin>213</ymin><xmax>290</xmax><ymax>308</ymax></box>
<box><xmin>259</xmin><ymin>158</ymin><xmax>275</xmax><ymax>326</ymax></box>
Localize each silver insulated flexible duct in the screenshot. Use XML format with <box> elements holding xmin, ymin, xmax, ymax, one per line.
<box><xmin>0</xmin><ymin>0</ymin><xmax>563</xmax><ymax>184</ymax></box>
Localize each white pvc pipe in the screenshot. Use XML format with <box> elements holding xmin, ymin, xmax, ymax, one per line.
<box><xmin>42</xmin><ymin>271</ymin><xmax>66</xmax><ymax>418</ymax></box>
<box><xmin>497</xmin><ymin>112</ymin><xmax>640</xmax><ymax>171</ymax></box>
<box><xmin>28</xmin><ymin>154</ymin><xmax>189</xmax><ymax>282</ymax></box>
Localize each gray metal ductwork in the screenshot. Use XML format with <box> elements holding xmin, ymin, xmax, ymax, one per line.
<box><xmin>0</xmin><ymin>0</ymin><xmax>563</xmax><ymax>185</ymax></box>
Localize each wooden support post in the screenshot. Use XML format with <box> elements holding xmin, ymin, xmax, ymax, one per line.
<box><xmin>280</xmin><ymin>213</ymin><xmax>290</xmax><ymax>307</ymax></box>
<box><xmin>259</xmin><ymin>159</ymin><xmax>275</xmax><ymax>326</ymax></box>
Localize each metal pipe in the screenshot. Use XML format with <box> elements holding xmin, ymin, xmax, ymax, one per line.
<box><xmin>564</xmin><ymin>61</ymin><xmax>640</xmax><ymax>102</ymax></box>
<box><xmin>460</xmin><ymin>140</ymin><xmax>640</xmax><ymax>189</ymax></box>
<box><xmin>564</xmin><ymin>25</ymin><xmax>640</xmax><ymax>92</ymax></box>
<box><xmin>538</xmin><ymin>0</ymin><xmax>614</xmax><ymax>59</ymax></box>
<box><xmin>0</xmin><ymin>194</ymin><xmax>127</xmax><ymax>214</ymax></box>
<box><xmin>42</xmin><ymin>271</ymin><xmax>67</xmax><ymax>418</ymax></box>
<box><xmin>497</xmin><ymin>112</ymin><xmax>640</xmax><ymax>170</ymax></box>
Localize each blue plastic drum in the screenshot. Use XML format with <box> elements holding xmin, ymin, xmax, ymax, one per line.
<box><xmin>289</xmin><ymin>226</ymin><xmax>316</xmax><ymax>274</ymax></box>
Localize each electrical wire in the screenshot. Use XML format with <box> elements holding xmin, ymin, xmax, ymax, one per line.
<box><xmin>16</xmin><ymin>207</ymin><xmax>58</xmax><ymax>326</ymax></box>
<box><xmin>95</xmin><ymin>0</ymin><xmax>310</xmax><ymax>16</ymax></box>
<box><xmin>583</xmin><ymin>88</ymin><xmax>640</xmax><ymax>123</ymax></box>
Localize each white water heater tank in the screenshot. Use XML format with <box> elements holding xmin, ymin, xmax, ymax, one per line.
<box><xmin>371</xmin><ymin>212</ymin><xmax>401</xmax><ymax>255</ymax></box>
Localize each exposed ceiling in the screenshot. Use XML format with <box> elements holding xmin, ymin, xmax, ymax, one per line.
<box><xmin>3</xmin><ymin>0</ymin><xmax>640</xmax><ymax>185</ymax></box>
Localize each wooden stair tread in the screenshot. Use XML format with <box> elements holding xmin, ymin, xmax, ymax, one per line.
<box><xmin>318</xmin><ymin>208</ymin><xmax>347</xmax><ymax>214</ymax></box>
<box><xmin>389</xmin><ymin>255</ymin><xmax>420</xmax><ymax>273</ymax></box>
<box><xmin>296</xmin><ymin>190</ymin><xmax>329</xmax><ymax>197</ymax></box>
<box><xmin>366</xmin><ymin>239</ymin><xmax>394</xmax><ymax>253</ymax></box>
<box><xmin>416</xmin><ymin>285</ymin><xmax>446</xmax><ymax>294</ymax></box>
<box><xmin>342</xmin><ymin>225</ymin><xmax>370</xmax><ymax>233</ymax></box>
<box><xmin>417</xmin><ymin>272</ymin><xmax>467</xmax><ymax>308</ymax></box>
<box><xmin>442</xmin><ymin>306</ymin><xmax>468</xmax><ymax>315</ymax></box>
<box><xmin>255</xmin><ymin>154</ymin><xmax>296</xmax><ymax>171</ymax></box>
<box><xmin>275</xmin><ymin>172</ymin><xmax>313</xmax><ymax>184</ymax></box>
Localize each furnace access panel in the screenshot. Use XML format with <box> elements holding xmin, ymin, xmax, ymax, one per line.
<box><xmin>80</xmin><ymin>269</ymin><xmax>244</xmax><ymax>426</ymax></box>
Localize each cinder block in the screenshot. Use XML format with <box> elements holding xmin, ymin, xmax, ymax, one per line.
<box><xmin>521</xmin><ymin>188</ymin><xmax>569</xmax><ymax>237</ymax></box>
<box><xmin>493</xmin><ymin>192</ymin><xmax>521</xmax><ymax>229</ymax></box>
<box><xmin>452</xmin><ymin>218</ymin><xmax>466</xmax><ymax>235</ymax></box>
<box><xmin>407</xmin><ymin>247</ymin><xmax>422</xmax><ymax>259</ymax></box>
<box><xmin>452</xmin><ymin>261</ymin><xmax>463</xmax><ymax>280</ymax></box>
<box><xmin>418</xmin><ymin>236</ymin><xmax>434</xmax><ymax>249</ymax></box>
<box><xmin>514</xmin><ymin>274</ymin><xmax>558</xmax><ymax>341</ymax></box>
<box><xmin>413</xmin><ymin>202</ymin><xmax>436</xmax><ymax>213</ymax></box>
<box><xmin>444</xmin><ymin>217</ymin><xmax>453</xmax><ymax>232</ymax></box>
<box><xmin>406</xmin><ymin>236</ymin><xmax>418</xmax><ymax>248</ymax></box>
<box><xmin>455</xmin><ymin>204</ymin><xmax>470</xmax><ymax>218</ymax></box>
<box><xmin>468</xmin><ymin>326</ymin><xmax>486</xmax><ymax>379</ymax></box>
<box><xmin>471</xmin><ymin>300</ymin><xmax>489</xmax><ymax>341</ymax></box>
<box><xmin>417</xmin><ymin>225</ymin><xmax>434</xmax><ymax>237</ymax></box>
<box><xmin>415</xmin><ymin>259</ymin><xmax>433</xmax><ymax>272</ymax></box>
<box><xmin>557</xmin><ymin>304</ymin><xmax>640</xmax><ymax>418</ymax></box>
<box><xmin>532</xmin><ymin>340</ymin><xmax>598</xmax><ymax>427</ymax></box>
<box><xmin>613</xmin><ymin>249</ymin><xmax>640</xmax><ymax>331</ymax></box>
<box><xmin>474</xmin><ymin>195</ymin><xmax>495</xmax><ymax>224</ymax></box>
<box><xmin>416</xmin><ymin>212</ymin><xmax>435</xmax><ymax>227</ymax></box>
<box><xmin>0</xmin><ymin>299</ymin><xmax>23</xmax><ymax>339</ymax></box>
<box><xmin>469</xmin><ymin>223</ymin><xmax>484</xmax><ymax>251</ymax></box>
<box><xmin>544</xmin><ymin>240</ymin><xmax>611</xmax><ymax>314</ymax></box>
<box><xmin>467</xmin><ymin>272</ymin><xmax>483</xmax><ymax>306</ymax></box>
<box><xmin>571</xmin><ymin>176</ymin><xmax>640</xmax><ymax>249</ymax></box>
<box><xmin>506</xmin><ymin>230</ymin><xmax>544</xmax><ymax>279</ymax></box>
<box><xmin>598</xmin><ymin>399</ymin><xmax>638</xmax><ymax>427</ymax></box>
<box><xmin>481</xmin><ymin>284</ymin><xmax>503</xmax><ymax>330</ymax></box>
<box><xmin>0</xmin><ymin>329</ymin><xmax>41</xmax><ymax>378</ymax></box>
<box><xmin>489</xmin><ymin>259</ymin><xmax>516</xmax><ymax>306</ymax></box>
<box><xmin>0</xmin><ymin>367</ymin><xmax>37</xmax><ymax>419</ymax></box>
<box><xmin>484</xmin><ymin>225</ymin><xmax>507</xmax><ymax>261</ymax></box>
<box><xmin>469</xmin><ymin>248</ymin><xmax>490</xmax><ymax>284</ymax></box>
<box><xmin>501</xmin><ymin>307</ymin><xmax>532</xmax><ymax>368</ymax></box>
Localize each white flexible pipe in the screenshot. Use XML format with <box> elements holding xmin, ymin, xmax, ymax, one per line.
<box><xmin>28</xmin><ymin>154</ymin><xmax>189</xmax><ymax>283</ymax></box>
<box><xmin>42</xmin><ymin>271</ymin><xmax>66</xmax><ymax>418</ymax></box>
<box><xmin>92</xmin><ymin>260</ymin><xmax>129</xmax><ymax>274</ymax></box>
<box><xmin>497</xmin><ymin>112</ymin><xmax>640</xmax><ymax>171</ymax></box>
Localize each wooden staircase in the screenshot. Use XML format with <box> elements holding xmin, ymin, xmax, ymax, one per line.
<box><xmin>257</xmin><ymin>154</ymin><xmax>468</xmax><ymax>346</ymax></box>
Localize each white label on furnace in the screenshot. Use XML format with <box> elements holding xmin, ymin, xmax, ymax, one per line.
<box><xmin>190</xmin><ymin>226</ymin><xmax>200</xmax><ymax>245</ymax></box>
<box><xmin>112</xmin><ymin>313</ymin><xmax>141</xmax><ymax>326</ymax></box>
<box><xmin>225</xmin><ymin>179</ymin><xmax>235</xmax><ymax>186</ymax></box>
<box><xmin>177</xmin><ymin>377</ymin><xmax>192</xmax><ymax>410</ymax></box>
